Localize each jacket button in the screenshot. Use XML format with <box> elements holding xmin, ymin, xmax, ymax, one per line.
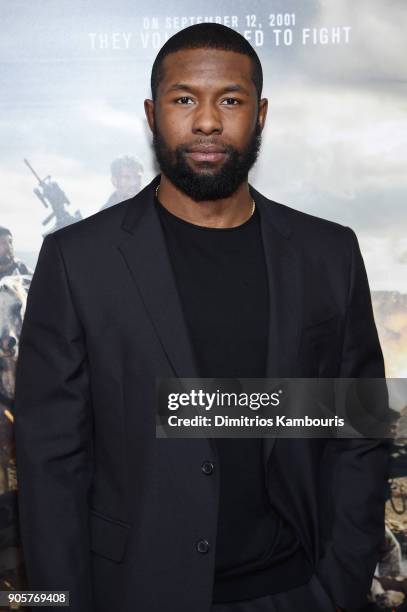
<box><xmin>196</xmin><ymin>538</ymin><xmax>210</xmax><ymax>554</ymax></box>
<box><xmin>201</xmin><ymin>460</ymin><xmax>214</xmax><ymax>475</ymax></box>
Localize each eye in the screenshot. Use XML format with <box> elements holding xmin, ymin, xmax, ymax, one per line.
<box><xmin>221</xmin><ymin>98</ymin><xmax>240</xmax><ymax>105</ymax></box>
<box><xmin>175</xmin><ymin>96</ymin><xmax>194</xmax><ymax>105</ymax></box>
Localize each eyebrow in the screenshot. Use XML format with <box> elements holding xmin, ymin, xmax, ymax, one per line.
<box><xmin>165</xmin><ymin>83</ymin><xmax>250</xmax><ymax>96</ymax></box>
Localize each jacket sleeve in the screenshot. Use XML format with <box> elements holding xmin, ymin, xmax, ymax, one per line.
<box><xmin>315</xmin><ymin>227</ymin><xmax>391</xmax><ymax>611</ymax></box>
<box><xmin>13</xmin><ymin>232</ymin><xmax>94</xmax><ymax>611</ymax></box>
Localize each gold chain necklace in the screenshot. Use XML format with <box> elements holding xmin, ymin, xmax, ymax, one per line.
<box><xmin>155</xmin><ymin>185</ymin><xmax>256</xmax><ymax>221</ymax></box>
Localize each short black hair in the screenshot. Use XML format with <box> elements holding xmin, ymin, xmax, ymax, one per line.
<box><xmin>150</xmin><ymin>23</ymin><xmax>263</xmax><ymax>102</ymax></box>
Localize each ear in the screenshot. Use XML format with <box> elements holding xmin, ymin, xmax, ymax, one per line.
<box><xmin>144</xmin><ymin>99</ymin><xmax>155</xmax><ymax>133</ymax></box>
<box><xmin>258</xmin><ymin>97</ymin><xmax>268</xmax><ymax>131</ymax></box>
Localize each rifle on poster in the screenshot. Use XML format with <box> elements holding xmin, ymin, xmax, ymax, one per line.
<box><xmin>24</xmin><ymin>159</ymin><xmax>82</xmax><ymax>236</ymax></box>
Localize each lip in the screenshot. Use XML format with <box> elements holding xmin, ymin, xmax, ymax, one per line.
<box><xmin>186</xmin><ymin>147</ymin><xmax>227</xmax><ymax>163</ymax></box>
<box><xmin>187</xmin><ymin>152</ymin><xmax>226</xmax><ymax>162</ymax></box>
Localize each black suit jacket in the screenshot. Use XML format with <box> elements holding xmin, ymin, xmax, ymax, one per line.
<box><xmin>14</xmin><ymin>174</ymin><xmax>390</xmax><ymax>612</ymax></box>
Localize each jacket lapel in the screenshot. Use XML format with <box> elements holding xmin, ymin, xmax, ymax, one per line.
<box><xmin>250</xmin><ymin>184</ymin><xmax>304</xmax><ymax>378</ymax></box>
<box><xmin>250</xmin><ymin>185</ymin><xmax>304</xmax><ymax>467</ymax></box>
<box><xmin>117</xmin><ymin>174</ymin><xmax>201</xmax><ymax>380</ymax></box>
<box><xmin>117</xmin><ymin>176</ymin><xmax>303</xmax><ymax>467</ymax></box>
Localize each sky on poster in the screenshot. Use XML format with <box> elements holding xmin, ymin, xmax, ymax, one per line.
<box><xmin>0</xmin><ymin>0</ymin><xmax>406</xmax><ymax>291</ymax></box>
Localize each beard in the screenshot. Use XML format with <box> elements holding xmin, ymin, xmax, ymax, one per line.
<box><xmin>152</xmin><ymin>118</ymin><xmax>262</xmax><ymax>201</ymax></box>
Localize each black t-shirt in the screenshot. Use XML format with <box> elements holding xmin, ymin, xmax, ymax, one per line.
<box><xmin>155</xmin><ymin>195</ymin><xmax>312</xmax><ymax>602</ymax></box>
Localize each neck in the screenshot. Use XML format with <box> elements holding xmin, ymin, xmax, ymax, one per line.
<box><xmin>156</xmin><ymin>173</ymin><xmax>254</xmax><ymax>229</ymax></box>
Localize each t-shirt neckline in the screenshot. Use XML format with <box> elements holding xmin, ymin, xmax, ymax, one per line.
<box><xmin>154</xmin><ymin>195</ymin><xmax>258</xmax><ymax>232</ymax></box>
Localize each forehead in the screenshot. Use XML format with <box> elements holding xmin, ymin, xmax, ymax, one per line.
<box><xmin>160</xmin><ymin>48</ymin><xmax>255</xmax><ymax>92</ymax></box>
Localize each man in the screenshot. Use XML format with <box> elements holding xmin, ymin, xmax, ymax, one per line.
<box><xmin>14</xmin><ymin>23</ymin><xmax>389</xmax><ymax>612</ymax></box>
<box><xmin>99</xmin><ymin>155</ymin><xmax>144</xmax><ymax>211</ymax></box>
<box><xmin>0</xmin><ymin>227</ymin><xmax>32</xmax><ymax>280</ymax></box>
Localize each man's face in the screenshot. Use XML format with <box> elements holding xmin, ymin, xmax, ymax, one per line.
<box><xmin>145</xmin><ymin>48</ymin><xmax>268</xmax><ymax>201</ymax></box>
<box><xmin>0</xmin><ymin>234</ymin><xmax>14</xmax><ymax>265</ymax></box>
<box><xmin>112</xmin><ymin>167</ymin><xmax>142</xmax><ymax>199</ymax></box>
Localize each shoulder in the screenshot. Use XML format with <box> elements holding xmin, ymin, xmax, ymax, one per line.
<box><xmin>257</xmin><ymin>190</ymin><xmax>355</xmax><ymax>253</ymax></box>
<box><xmin>48</xmin><ymin>197</ymin><xmax>131</xmax><ymax>251</ymax></box>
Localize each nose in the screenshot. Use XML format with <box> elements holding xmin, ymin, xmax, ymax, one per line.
<box><xmin>192</xmin><ymin>100</ymin><xmax>222</xmax><ymax>136</ymax></box>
